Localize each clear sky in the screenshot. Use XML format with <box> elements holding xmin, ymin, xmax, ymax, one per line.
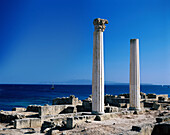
<box><xmin>0</xmin><ymin>0</ymin><xmax>170</xmax><ymax>85</ymax></box>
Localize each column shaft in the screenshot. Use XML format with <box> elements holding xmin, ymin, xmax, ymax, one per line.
<box><xmin>92</xmin><ymin>30</ymin><xmax>104</xmax><ymax>114</ymax></box>
<box><xmin>129</xmin><ymin>39</ymin><xmax>140</xmax><ymax>110</ymax></box>
<box><xmin>92</xmin><ymin>18</ymin><xmax>108</xmax><ymax>115</ymax></box>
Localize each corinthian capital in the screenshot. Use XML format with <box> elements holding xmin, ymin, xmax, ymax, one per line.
<box><xmin>93</xmin><ymin>18</ymin><xmax>108</xmax><ymax>32</ymax></box>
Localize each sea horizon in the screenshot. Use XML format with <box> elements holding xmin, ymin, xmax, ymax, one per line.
<box><xmin>0</xmin><ymin>84</ymin><xmax>169</xmax><ymax>111</ymax></box>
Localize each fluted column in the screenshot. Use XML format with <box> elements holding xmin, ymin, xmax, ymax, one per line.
<box><xmin>92</xmin><ymin>18</ymin><xmax>108</xmax><ymax>115</ymax></box>
<box><xmin>129</xmin><ymin>39</ymin><xmax>141</xmax><ymax>110</ymax></box>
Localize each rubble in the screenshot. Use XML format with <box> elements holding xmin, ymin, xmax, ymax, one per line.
<box><xmin>0</xmin><ymin>93</ymin><xmax>169</xmax><ymax>135</ymax></box>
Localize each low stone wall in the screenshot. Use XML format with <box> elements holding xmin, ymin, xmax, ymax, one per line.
<box><xmin>94</xmin><ymin>112</ymin><xmax>119</xmax><ymax>121</ymax></box>
<box><xmin>66</xmin><ymin>115</ymin><xmax>96</xmax><ymax>129</ymax></box>
<box><xmin>157</xmin><ymin>94</ymin><xmax>169</xmax><ymax>101</ymax></box>
<box><xmin>27</xmin><ymin>105</ymin><xmax>41</xmax><ymax>112</ymax></box>
<box><xmin>14</xmin><ymin>118</ymin><xmax>41</xmax><ymax>129</ymax></box>
<box><xmin>39</xmin><ymin>105</ymin><xmax>77</xmax><ymax>116</ymax></box>
<box><xmin>0</xmin><ymin>111</ymin><xmax>25</xmax><ymax>123</ymax></box>
<box><xmin>12</xmin><ymin>107</ymin><xmax>26</xmax><ymax>112</ymax></box>
<box><xmin>105</xmin><ymin>95</ymin><xmax>129</xmax><ymax>107</ymax></box>
<box><xmin>52</xmin><ymin>95</ymin><xmax>82</xmax><ymax>105</ymax></box>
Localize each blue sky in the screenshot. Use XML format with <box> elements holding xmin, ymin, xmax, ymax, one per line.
<box><xmin>0</xmin><ymin>0</ymin><xmax>170</xmax><ymax>84</ymax></box>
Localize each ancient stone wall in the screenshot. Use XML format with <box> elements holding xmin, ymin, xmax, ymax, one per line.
<box><xmin>52</xmin><ymin>95</ymin><xmax>82</xmax><ymax>105</ymax></box>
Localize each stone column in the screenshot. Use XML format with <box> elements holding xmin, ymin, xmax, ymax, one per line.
<box><xmin>129</xmin><ymin>39</ymin><xmax>141</xmax><ymax>110</ymax></box>
<box><xmin>92</xmin><ymin>18</ymin><xmax>108</xmax><ymax>115</ymax></box>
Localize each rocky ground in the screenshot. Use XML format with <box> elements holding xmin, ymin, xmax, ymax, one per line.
<box><xmin>63</xmin><ymin>110</ymin><xmax>158</xmax><ymax>135</ymax></box>
<box><xmin>0</xmin><ymin>110</ymin><xmax>168</xmax><ymax>135</ymax></box>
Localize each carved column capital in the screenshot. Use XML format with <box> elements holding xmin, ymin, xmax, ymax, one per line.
<box><xmin>93</xmin><ymin>18</ymin><xmax>108</xmax><ymax>32</ymax></box>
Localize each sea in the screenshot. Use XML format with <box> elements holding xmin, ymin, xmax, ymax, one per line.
<box><xmin>0</xmin><ymin>84</ymin><xmax>169</xmax><ymax>111</ymax></box>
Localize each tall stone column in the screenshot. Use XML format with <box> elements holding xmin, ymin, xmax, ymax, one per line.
<box><xmin>129</xmin><ymin>39</ymin><xmax>141</xmax><ymax>110</ymax></box>
<box><xmin>92</xmin><ymin>18</ymin><xmax>108</xmax><ymax>115</ymax></box>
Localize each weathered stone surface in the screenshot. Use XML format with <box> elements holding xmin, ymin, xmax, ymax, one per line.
<box><xmin>50</xmin><ymin>117</ymin><xmax>65</xmax><ymax>125</ymax></box>
<box><xmin>60</xmin><ymin>106</ymin><xmax>77</xmax><ymax>113</ymax></box>
<box><xmin>143</xmin><ymin>101</ymin><xmax>154</xmax><ymax>108</ymax></box>
<box><xmin>152</xmin><ymin>102</ymin><xmax>163</xmax><ymax>110</ymax></box>
<box><xmin>51</xmin><ymin>129</ymin><xmax>60</xmax><ymax>135</ymax></box>
<box><xmin>14</xmin><ymin>118</ymin><xmax>30</xmax><ymax>129</ymax></box>
<box><xmin>66</xmin><ymin>117</ymin><xmax>75</xmax><ymax>129</ymax></box>
<box><xmin>26</xmin><ymin>105</ymin><xmax>41</xmax><ymax>112</ymax></box>
<box><xmin>30</xmin><ymin>118</ymin><xmax>41</xmax><ymax>128</ymax></box>
<box><xmin>105</xmin><ymin>106</ymin><xmax>118</xmax><ymax>113</ymax></box>
<box><xmin>105</xmin><ymin>95</ymin><xmax>129</xmax><ymax>107</ymax></box>
<box><xmin>82</xmin><ymin>99</ymin><xmax>92</xmax><ymax>112</ymax></box>
<box><xmin>12</xmin><ymin>107</ymin><xmax>26</xmax><ymax>112</ymax></box>
<box><xmin>66</xmin><ymin>115</ymin><xmax>96</xmax><ymax>129</ymax></box>
<box><xmin>156</xmin><ymin>115</ymin><xmax>170</xmax><ymax>123</ymax></box>
<box><xmin>157</xmin><ymin>94</ymin><xmax>169</xmax><ymax>101</ymax></box>
<box><xmin>52</xmin><ymin>95</ymin><xmax>82</xmax><ymax>105</ymax></box>
<box><xmin>0</xmin><ymin>111</ymin><xmax>25</xmax><ymax>123</ymax></box>
<box><xmin>39</xmin><ymin>105</ymin><xmax>76</xmax><ymax>116</ymax></box>
<box><xmin>94</xmin><ymin>113</ymin><xmax>118</xmax><ymax>121</ymax></box>
<box><xmin>147</xmin><ymin>93</ymin><xmax>157</xmax><ymax>99</ymax></box>
<box><xmin>131</xmin><ymin>124</ymin><xmax>154</xmax><ymax>135</ymax></box>
<box><xmin>41</xmin><ymin>121</ymin><xmax>55</xmax><ymax>133</ymax></box>
<box><xmin>129</xmin><ymin>39</ymin><xmax>140</xmax><ymax>110</ymax></box>
<box><xmin>140</xmin><ymin>92</ymin><xmax>146</xmax><ymax>99</ymax></box>
<box><xmin>14</xmin><ymin>118</ymin><xmax>41</xmax><ymax>129</ymax></box>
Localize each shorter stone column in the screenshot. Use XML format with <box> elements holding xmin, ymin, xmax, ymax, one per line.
<box><xmin>129</xmin><ymin>39</ymin><xmax>141</xmax><ymax>110</ymax></box>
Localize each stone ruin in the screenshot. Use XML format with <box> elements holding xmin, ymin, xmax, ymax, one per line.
<box><xmin>0</xmin><ymin>92</ymin><xmax>169</xmax><ymax>134</ymax></box>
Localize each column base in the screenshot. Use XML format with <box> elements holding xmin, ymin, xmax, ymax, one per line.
<box><xmin>92</xmin><ymin>111</ymin><xmax>104</xmax><ymax>115</ymax></box>
<box><xmin>129</xmin><ymin>107</ymin><xmax>141</xmax><ymax>111</ymax></box>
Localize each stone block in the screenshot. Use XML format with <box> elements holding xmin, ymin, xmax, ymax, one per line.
<box><xmin>14</xmin><ymin>118</ymin><xmax>30</xmax><ymax>129</ymax></box>
<box><xmin>50</xmin><ymin>117</ymin><xmax>65</xmax><ymax>125</ymax></box>
<box><xmin>60</xmin><ymin>106</ymin><xmax>77</xmax><ymax>113</ymax></box>
<box><xmin>30</xmin><ymin>118</ymin><xmax>41</xmax><ymax>128</ymax></box>
<box><xmin>152</xmin><ymin>102</ymin><xmax>163</xmax><ymax>110</ymax></box>
<box><xmin>41</xmin><ymin>121</ymin><xmax>55</xmax><ymax>133</ymax></box>
<box><xmin>157</xmin><ymin>94</ymin><xmax>169</xmax><ymax>101</ymax></box>
<box><xmin>27</xmin><ymin>105</ymin><xmax>41</xmax><ymax>112</ymax></box>
<box><xmin>104</xmin><ymin>95</ymin><xmax>129</xmax><ymax>107</ymax></box>
<box><xmin>94</xmin><ymin>113</ymin><xmax>118</xmax><ymax>121</ymax></box>
<box><xmin>140</xmin><ymin>92</ymin><xmax>146</xmax><ymax>99</ymax></box>
<box><xmin>66</xmin><ymin>117</ymin><xmax>75</xmax><ymax>129</ymax></box>
<box><xmin>105</xmin><ymin>106</ymin><xmax>118</xmax><ymax>113</ymax></box>
<box><xmin>76</xmin><ymin>105</ymin><xmax>84</xmax><ymax>112</ymax></box>
<box><xmin>51</xmin><ymin>129</ymin><xmax>60</xmax><ymax>135</ymax></box>
<box><xmin>143</xmin><ymin>101</ymin><xmax>154</xmax><ymax>108</ymax></box>
<box><xmin>12</xmin><ymin>107</ymin><xmax>26</xmax><ymax>112</ymax></box>
<box><xmin>0</xmin><ymin>111</ymin><xmax>24</xmax><ymax>123</ymax></box>
<box><xmin>132</xmin><ymin>126</ymin><xmax>141</xmax><ymax>132</ymax></box>
<box><xmin>14</xmin><ymin>118</ymin><xmax>41</xmax><ymax>129</ymax></box>
<box><xmin>156</xmin><ymin>116</ymin><xmax>170</xmax><ymax>123</ymax></box>
<box><xmin>147</xmin><ymin>93</ymin><xmax>156</xmax><ymax>99</ymax></box>
<box><xmin>52</xmin><ymin>95</ymin><xmax>82</xmax><ymax>105</ymax></box>
<box><xmin>39</xmin><ymin>105</ymin><xmax>66</xmax><ymax>116</ymax></box>
<box><xmin>82</xmin><ymin>100</ymin><xmax>92</xmax><ymax>112</ymax></box>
